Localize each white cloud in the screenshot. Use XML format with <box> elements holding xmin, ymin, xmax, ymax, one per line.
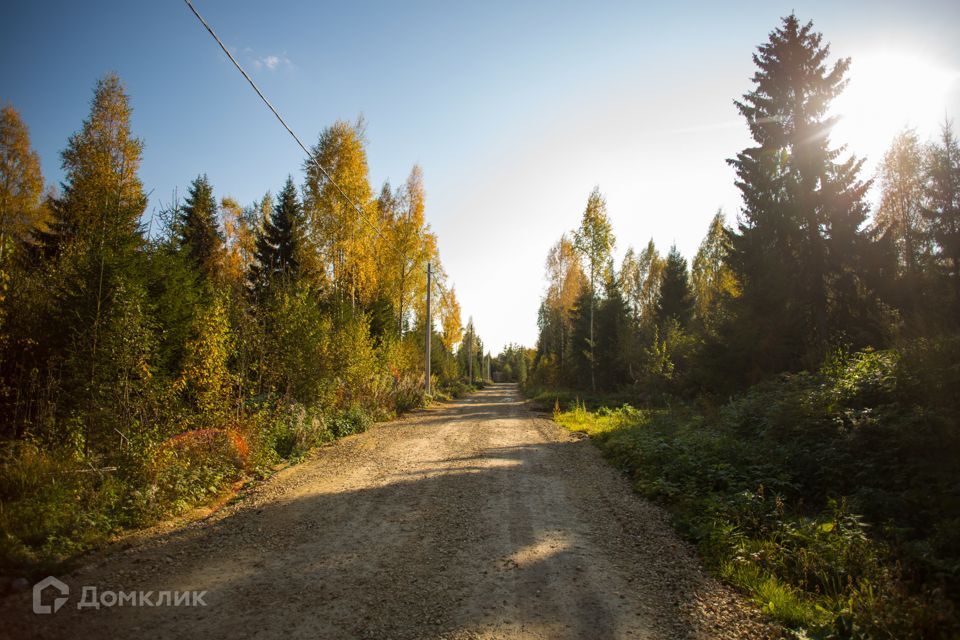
<box><xmin>251</xmin><ymin>53</ymin><xmax>290</xmax><ymax>72</ymax></box>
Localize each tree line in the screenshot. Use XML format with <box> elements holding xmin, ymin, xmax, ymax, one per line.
<box><xmin>527</xmin><ymin>15</ymin><xmax>960</xmax><ymax>636</ymax></box>
<box><xmin>530</xmin><ymin>15</ymin><xmax>960</xmax><ymax>398</ymax></box>
<box><xmin>0</xmin><ymin>74</ymin><xmax>486</xmax><ymax>569</ymax></box>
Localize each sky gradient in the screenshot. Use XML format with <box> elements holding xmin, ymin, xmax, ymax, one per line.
<box><xmin>3</xmin><ymin>1</ymin><xmax>959</xmax><ymax>352</ymax></box>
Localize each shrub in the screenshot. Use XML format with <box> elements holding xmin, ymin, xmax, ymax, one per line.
<box><xmin>553</xmin><ymin>342</ymin><xmax>960</xmax><ymax>637</ymax></box>
<box><xmin>329</xmin><ymin>405</ymin><xmax>372</xmax><ymax>438</ymax></box>
<box><xmin>151</xmin><ymin>428</ymin><xmax>248</xmax><ymax>511</ymax></box>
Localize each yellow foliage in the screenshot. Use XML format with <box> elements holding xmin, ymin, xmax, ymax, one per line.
<box><xmin>220</xmin><ymin>196</ymin><xmax>256</xmax><ymax>287</ymax></box>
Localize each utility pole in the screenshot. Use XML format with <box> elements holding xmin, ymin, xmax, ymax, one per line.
<box><xmin>468</xmin><ymin>330</ymin><xmax>473</xmax><ymax>383</ymax></box>
<box><xmin>425</xmin><ymin>262</ymin><xmax>432</xmax><ymax>395</ymax></box>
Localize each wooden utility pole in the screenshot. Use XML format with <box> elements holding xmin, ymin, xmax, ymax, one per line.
<box><xmin>468</xmin><ymin>330</ymin><xmax>473</xmax><ymax>383</ymax></box>
<box><xmin>425</xmin><ymin>262</ymin><xmax>432</xmax><ymax>395</ymax></box>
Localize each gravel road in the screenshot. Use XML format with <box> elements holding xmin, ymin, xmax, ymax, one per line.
<box><xmin>2</xmin><ymin>383</ymin><xmax>777</xmax><ymax>639</ymax></box>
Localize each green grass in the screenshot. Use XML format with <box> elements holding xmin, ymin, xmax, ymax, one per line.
<box><xmin>722</xmin><ymin>561</ymin><xmax>826</xmax><ymax>628</ymax></box>
<box><xmin>550</xmin><ymin>341</ymin><xmax>960</xmax><ymax>638</ymax></box>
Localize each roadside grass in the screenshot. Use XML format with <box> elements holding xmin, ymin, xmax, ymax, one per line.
<box><xmin>550</xmin><ymin>340</ymin><xmax>960</xmax><ymax>639</ymax></box>
<box><xmin>526</xmin><ymin>387</ymin><xmax>636</xmax><ymax>414</ymax></box>
<box><xmin>1</xmin><ymin>402</ymin><xmax>344</xmax><ymax>580</ymax></box>
<box><xmin>0</xmin><ymin>381</ymin><xmax>471</xmax><ymax>582</ymax></box>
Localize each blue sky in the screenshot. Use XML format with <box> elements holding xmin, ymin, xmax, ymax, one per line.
<box><xmin>3</xmin><ymin>1</ymin><xmax>959</xmax><ymax>351</ymax></box>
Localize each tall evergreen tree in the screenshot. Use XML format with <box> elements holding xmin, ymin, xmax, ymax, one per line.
<box><xmin>9</xmin><ymin>74</ymin><xmax>152</xmax><ymax>449</ymax></box>
<box><xmin>656</xmin><ymin>245</ymin><xmax>693</xmax><ymax>329</ymax></box>
<box><xmin>176</xmin><ymin>174</ymin><xmax>223</xmax><ymax>281</ymax></box>
<box><xmin>726</xmin><ymin>14</ymin><xmax>872</xmax><ymax>376</ymax></box>
<box><xmin>251</xmin><ymin>176</ymin><xmax>305</xmax><ymax>288</ymax></box>
<box><xmin>596</xmin><ymin>270</ymin><xmax>631</xmax><ymax>391</ymax></box>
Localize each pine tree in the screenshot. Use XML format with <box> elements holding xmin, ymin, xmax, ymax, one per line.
<box><xmin>656</xmin><ymin>245</ymin><xmax>693</xmax><ymax>329</ymax></box>
<box><xmin>251</xmin><ymin>176</ymin><xmax>305</xmax><ymax>288</ymax></box>
<box><xmin>568</xmin><ymin>287</ymin><xmax>594</xmax><ymax>390</ymax></box>
<box><xmin>726</xmin><ymin>15</ymin><xmax>872</xmax><ymax>376</ymax></box>
<box><xmin>463</xmin><ymin>317</ymin><xmax>477</xmax><ymax>383</ymax></box>
<box><xmin>176</xmin><ymin>174</ymin><xmax>223</xmax><ymax>282</ymax></box>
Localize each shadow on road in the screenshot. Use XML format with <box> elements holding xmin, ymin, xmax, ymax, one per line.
<box><xmin>5</xmin><ymin>384</ymin><xmax>724</xmax><ymax>640</ymax></box>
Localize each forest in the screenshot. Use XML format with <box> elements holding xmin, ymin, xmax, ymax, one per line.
<box><xmin>521</xmin><ymin>15</ymin><xmax>960</xmax><ymax>639</ymax></box>
<box><xmin>0</xmin><ymin>74</ymin><xmax>492</xmax><ymax>577</ymax></box>
<box><xmin>2</xmin><ymin>8</ymin><xmax>958</xmax><ymax>639</ymax></box>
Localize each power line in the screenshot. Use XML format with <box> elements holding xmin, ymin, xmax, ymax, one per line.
<box><xmin>184</xmin><ymin>0</ymin><xmax>395</xmax><ymax>254</ymax></box>
<box><xmin>183</xmin><ymin>1</ymin><xmax>459</xmax><ymax>322</ymax></box>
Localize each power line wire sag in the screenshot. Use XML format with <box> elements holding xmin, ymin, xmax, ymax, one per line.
<box><xmin>182</xmin><ymin>0</ymin><xmax>457</xmax><ymax>311</ymax></box>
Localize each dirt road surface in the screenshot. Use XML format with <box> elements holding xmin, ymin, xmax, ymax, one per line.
<box><xmin>2</xmin><ymin>384</ymin><xmax>777</xmax><ymax>639</ymax></box>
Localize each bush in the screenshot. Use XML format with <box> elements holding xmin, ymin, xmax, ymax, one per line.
<box><xmin>329</xmin><ymin>405</ymin><xmax>373</xmax><ymax>438</ymax></box>
<box><xmin>554</xmin><ymin>341</ymin><xmax>960</xmax><ymax>638</ymax></box>
<box><xmin>0</xmin><ymin>441</ymin><xmax>129</xmax><ymax>576</ymax></box>
<box><xmin>151</xmin><ymin>428</ymin><xmax>247</xmax><ymax>512</ymax></box>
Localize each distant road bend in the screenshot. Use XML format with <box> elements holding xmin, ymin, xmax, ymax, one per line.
<box><xmin>4</xmin><ymin>384</ymin><xmax>775</xmax><ymax>639</ymax></box>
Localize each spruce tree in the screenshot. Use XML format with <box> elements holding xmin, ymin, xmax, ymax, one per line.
<box><xmin>177</xmin><ymin>174</ymin><xmax>223</xmax><ymax>282</ymax></box>
<box><xmin>12</xmin><ymin>74</ymin><xmax>153</xmax><ymax>450</ymax></box>
<box><xmin>596</xmin><ymin>270</ymin><xmax>631</xmax><ymax>390</ymax></box>
<box><xmin>251</xmin><ymin>176</ymin><xmax>305</xmax><ymax>288</ymax></box>
<box><xmin>656</xmin><ymin>245</ymin><xmax>693</xmax><ymax>329</ymax></box>
<box><xmin>726</xmin><ymin>14</ymin><xmax>871</xmax><ymax>376</ymax></box>
<box><xmin>569</xmin><ymin>286</ymin><xmax>595</xmax><ymax>390</ymax></box>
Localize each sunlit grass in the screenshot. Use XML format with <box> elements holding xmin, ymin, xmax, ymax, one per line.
<box><xmin>720</xmin><ymin>560</ymin><xmax>828</xmax><ymax>629</ymax></box>
<box><xmin>553</xmin><ymin>400</ymin><xmax>647</xmax><ymax>436</ymax></box>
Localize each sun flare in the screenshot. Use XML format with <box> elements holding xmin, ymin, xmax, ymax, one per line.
<box><xmin>831</xmin><ymin>53</ymin><xmax>958</xmax><ymax>156</ymax></box>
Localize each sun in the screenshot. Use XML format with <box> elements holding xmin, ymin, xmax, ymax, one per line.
<box><xmin>830</xmin><ymin>53</ymin><xmax>958</xmax><ymax>159</ymax></box>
